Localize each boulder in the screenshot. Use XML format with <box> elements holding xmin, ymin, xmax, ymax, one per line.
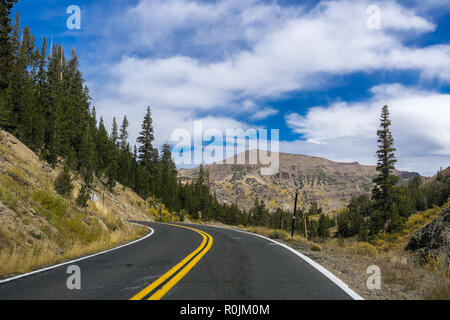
<box><xmin>406</xmin><ymin>206</ymin><xmax>450</xmax><ymax>269</ymax></box>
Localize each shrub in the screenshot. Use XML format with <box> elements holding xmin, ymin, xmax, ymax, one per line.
<box><xmin>54</xmin><ymin>166</ymin><xmax>73</xmax><ymax>198</ymax></box>
<box><xmin>33</xmin><ymin>190</ymin><xmax>66</xmax><ymax>219</ymax></box>
<box><xmin>76</xmin><ymin>184</ymin><xmax>91</xmax><ymax>208</ymax></box>
<box><xmin>311</xmin><ymin>244</ymin><xmax>322</xmax><ymax>251</ymax></box>
<box><xmin>269</xmin><ymin>230</ymin><xmax>288</xmax><ymax>240</ymax></box>
<box><xmin>353</xmin><ymin>242</ymin><xmax>378</xmax><ymax>257</ymax></box>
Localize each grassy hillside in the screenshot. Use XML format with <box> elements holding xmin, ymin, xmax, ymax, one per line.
<box><xmin>0</xmin><ymin>131</ymin><xmax>154</xmax><ymax>278</ymax></box>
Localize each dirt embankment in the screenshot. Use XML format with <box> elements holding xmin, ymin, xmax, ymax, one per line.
<box><xmin>0</xmin><ymin>130</ymin><xmax>153</xmax><ymax>278</ymax></box>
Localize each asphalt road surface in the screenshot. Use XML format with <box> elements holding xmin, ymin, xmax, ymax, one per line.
<box><xmin>0</xmin><ymin>222</ymin><xmax>361</xmax><ymax>300</ymax></box>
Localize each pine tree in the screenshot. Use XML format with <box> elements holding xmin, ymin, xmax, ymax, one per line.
<box><xmin>371</xmin><ymin>105</ymin><xmax>401</xmax><ymax>233</ymax></box>
<box><xmin>158</xmin><ymin>142</ymin><xmax>178</xmax><ymax>209</ymax></box>
<box><xmin>96</xmin><ymin>117</ymin><xmax>110</xmax><ymax>175</ymax></box>
<box><xmin>31</xmin><ymin>36</ymin><xmax>48</xmax><ymax>152</ymax></box>
<box><xmin>111</xmin><ymin>117</ymin><xmax>118</xmax><ymax>146</ymax></box>
<box><xmin>17</xmin><ymin>26</ymin><xmax>36</xmax><ymax>145</ymax></box>
<box><xmin>55</xmin><ymin>165</ymin><xmax>74</xmax><ymax>198</ymax></box>
<box><xmin>119</xmin><ymin>115</ymin><xmax>129</xmax><ymax>150</ymax></box>
<box><xmin>76</xmin><ymin>184</ymin><xmax>91</xmax><ymax>208</ymax></box>
<box><xmin>318</xmin><ymin>213</ymin><xmax>330</xmax><ymax>239</ymax></box>
<box><xmin>5</xmin><ymin>11</ymin><xmax>22</xmax><ymax>134</ymax></box>
<box><xmin>137</xmin><ymin>106</ymin><xmax>155</xmax><ymax>169</ymax></box>
<box><xmin>45</xmin><ymin>44</ymin><xmax>65</xmax><ymax>164</ymax></box>
<box><xmin>116</xmin><ymin>115</ymin><xmax>130</xmax><ymax>185</ymax></box>
<box><xmin>0</xmin><ymin>0</ymin><xmax>18</xmax><ymax>91</ymax></box>
<box><xmin>137</xmin><ymin>106</ymin><xmax>157</xmax><ymax>196</ymax></box>
<box><xmin>106</xmin><ymin>118</ymin><xmax>120</xmax><ymax>190</ymax></box>
<box><xmin>63</xmin><ymin>48</ymin><xmax>88</xmax><ymax>156</ymax></box>
<box><xmin>79</xmin><ymin>119</ymin><xmax>96</xmax><ymax>185</ymax></box>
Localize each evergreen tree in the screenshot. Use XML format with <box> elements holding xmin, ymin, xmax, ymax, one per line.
<box><xmin>137</xmin><ymin>106</ymin><xmax>155</xmax><ymax>169</ymax></box>
<box><xmin>371</xmin><ymin>105</ymin><xmax>401</xmax><ymax>233</ymax></box>
<box><xmin>318</xmin><ymin>213</ymin><xmax>330</xmax><ymax>239</ymax></box>
<box><xmin>119</xmin><ymin>115</ymin><xmax>129</xmax><ymax>150</ymax></box>
<box><xmin>137</xmin><ymin>106</ymin><xmax>157</xmax><ymax>195</ymax></box>
<box><xmin>45</xmin><ymin>45</ymin><xmax>65</xmax><ymax>164</ymax></box>
<box><xmin>158</xmin><ymin>142</ymin><xmax>178</xmax><ymax>210</ymax></box>
<box><xmin>96</xmin><ymin>117</ymin><xmax>110</xmax><ymax>175</ymax></box>
<box><xmin>31</xmin><ymin>36</ymin><xmax>48</xmax><ymax>151</ymax></box>
<box><xmin>79</xmin><ymin>120</ymin><xmax>96</xmax><ymax>185</ymax></box>
<box><xmin>0</xmin><ymin>0</ymin><xmax>17</xmax><ymax>91</ymax></box>
<box><xmin>76</xmin><ymin>184</ymin><xmax>90</xmax><ymax>208</ymax></box>
<box><xmin>54</xmin><ymin>165</ymin><xmax>74</xmax><ymax>198</ymax></box>
<box><xmin>117</xmin><ymin>115</ymin><xmax>130</xmax><ymax>185</ymax></box>
<box><xmin>111</xmin><ymin>117</ymin><xmax>118</xmax><ymax>146</ymax></box>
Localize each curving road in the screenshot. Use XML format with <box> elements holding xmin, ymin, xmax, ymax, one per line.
<box><xmin>0</xmin><ymin>222</ymin><xmax>361</xmax><ymax>300</ymax></box>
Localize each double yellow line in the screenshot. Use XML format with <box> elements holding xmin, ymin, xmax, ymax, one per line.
<box><xmin>130</xmin><ymin>224</ymin><xmax>213</xmax><ymax>300</ymax></box>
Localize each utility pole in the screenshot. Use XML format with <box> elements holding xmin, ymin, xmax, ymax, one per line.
<box><xmin>291</xmin><ymin>191</ymin><xmax>298</xmax><ymax>237</ymax></box>
<box><xmin>291</xmin><ymin>162</ymin><xmax>304</xmax><ymax>237</ymax></box>
<box><xmin>304</xmin><ymin>213</ymin><xmax>308</xmax><ymax>242</ymax></box>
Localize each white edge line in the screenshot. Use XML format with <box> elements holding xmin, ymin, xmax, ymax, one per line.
<box><xmin>187</xmin><ymin>223</ymin><xmax>364</xmax><ymax>301</ymax></box>
<box><xmin>0</xmin><ymin>222</ymin><xmax>154</xmax><ymax>285</ymax></box>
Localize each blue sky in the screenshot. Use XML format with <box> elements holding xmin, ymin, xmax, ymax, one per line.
<box><xmin>12</xmin><ymin>0</ymin><xmax>450</xmax><ymax>176</ymax></box>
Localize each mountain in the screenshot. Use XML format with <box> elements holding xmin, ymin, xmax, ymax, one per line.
<box><xmin>179</xmin><ymin>150</ymin><xmax>420</xmax><ymax>212</ymax></box>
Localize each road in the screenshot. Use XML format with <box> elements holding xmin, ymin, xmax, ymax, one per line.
<box><xmin>0</xmin><ymin>222</ymin><xmax>361</xmax><ymax>300</ymax></box>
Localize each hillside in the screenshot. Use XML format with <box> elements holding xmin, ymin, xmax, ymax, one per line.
<box><xmin>179</xmin><ymin>151</ymin><xmax>419</xmax><ymax>212</ymax></box>
<box><xmin>0</xmin><ymin>130</ymin><xmax>153</xmax><ymax>278</ymax></box>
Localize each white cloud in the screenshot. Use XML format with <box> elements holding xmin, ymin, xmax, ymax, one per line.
<box><xmin>284</xmin><ymin>84</ymin><xmax>450</xmax><ymax>176</ymax></box>
<box><xmin>97</xmin><ymin>0</ymin><xmax>449</xmax><ymax>112</ymax></box>
<box><xmin>96</xmin><ymin>97</ymin><xmax>250</xmax><ymax>152</ymax></box>
<box><xmin>117</xmin><ymin>0</ymin><xmax>301</xmax><ymax>53</ymax></box>
<box><xmin>90</xmin><ymin>0</ymin><xmax>450</xmax><ymax>174</ymax></box>
<box><xmin>249</xmin><ymin>107</ymin><xmax>278</xmax><ymax>120</ymax></box>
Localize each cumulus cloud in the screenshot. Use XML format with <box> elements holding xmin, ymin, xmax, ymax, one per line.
<box><xmin>97</xmin><ymin>0</ymin><xmax>449</xmax><ymax>111</ymax></box>
<box><xmin>90</xmin><ymin>0</ymin><xmax>450</xmax><ymax>174</ymax></box>
<box><xmin>249</xmin><ymin>107</ymin><xmax>278</xmax><ymax>120</ymax></box>
<box><xmin>284</xmin><ymin>84</ymin><xmax>450</xmax><ymax>176</ymax></box>
<box><xmin>116</xmin><ymin>0</ymin><xmax>301</xmax><ymax>54</ymax></box>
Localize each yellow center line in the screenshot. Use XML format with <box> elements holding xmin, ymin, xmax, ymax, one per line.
<box><xmin>130</xmin><ymin>224</ymin><xmax>213</xmax><ymax>301</ymax></box>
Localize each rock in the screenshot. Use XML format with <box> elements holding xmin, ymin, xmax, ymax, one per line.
<box><xmin>406</xmin><ymin>206</ymin><xmax>450</xmax><ymax>269</ymax></box>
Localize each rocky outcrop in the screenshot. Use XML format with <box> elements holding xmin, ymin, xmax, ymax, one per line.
<box><xmin>406</xmin><ymin>206</ymin><xmax>450</xmax><ymax>269</ymax></box>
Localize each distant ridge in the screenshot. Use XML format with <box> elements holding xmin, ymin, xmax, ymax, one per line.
<box><xmin>179</xmin><ymin>150</ymin><xmax>420</xmax><ymax>212</ymax></box>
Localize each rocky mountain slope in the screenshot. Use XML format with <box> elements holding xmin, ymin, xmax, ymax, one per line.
<box><xmin>179</xmin><ymin>151</ymin><xmax>419</xmax><ymax>212</ymax></box>
<box><xmin>0</xmin><ymin>130</ymin><xmax>152</xmax><ymax>278</ymax></box>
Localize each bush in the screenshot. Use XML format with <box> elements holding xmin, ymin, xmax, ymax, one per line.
<box><xmin>76</xmin><ymin>184</ymin><xmax>91</xmax><ymax>208</ymax></box>
<box><xmin>54</xmin><ymin>166</ymin><xmax>73</xmax><ymax>198</ymax></box>
<box><xmin>33</xmin><ymin>190</ymin><xmax>66</xmax><ymax>219</ymax></box>
<box><xmin>269</xmin><ymin>230</ymin><xmax>288</xmax><ymax>240</ymax></box>
<box><xmin>357</xmin><ymin>228</ymin><xmax>369</xmax><ymax>242</ymax></box>
<box><xmin>311</xmin><ymin>244</ymin><xmax>322</xmax><ymax>251</ymax></box>
<box><xmin>353</xmin><ymin>242</ymin><xmax>378</xmax><ymax>257</ymax></box>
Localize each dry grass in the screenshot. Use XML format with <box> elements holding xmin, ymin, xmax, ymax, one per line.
<box><xmin>0</xmin><ymin>224</ymin><xmax>147</xmax><ymax>277</ymax></box>
<box><xmin>242</xmin><ymin>226</ymin><xmax>308</xmax><ymax>244</ymax></box>
<box><xmin>424</xmin><ymin>282</ymin><xmax>450</xmax><ymax>300</ymax></box>
<box><xmin>0</xmin><ymin>130</ymin><xmax>152</xmax><ymax>279</ymax></box>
